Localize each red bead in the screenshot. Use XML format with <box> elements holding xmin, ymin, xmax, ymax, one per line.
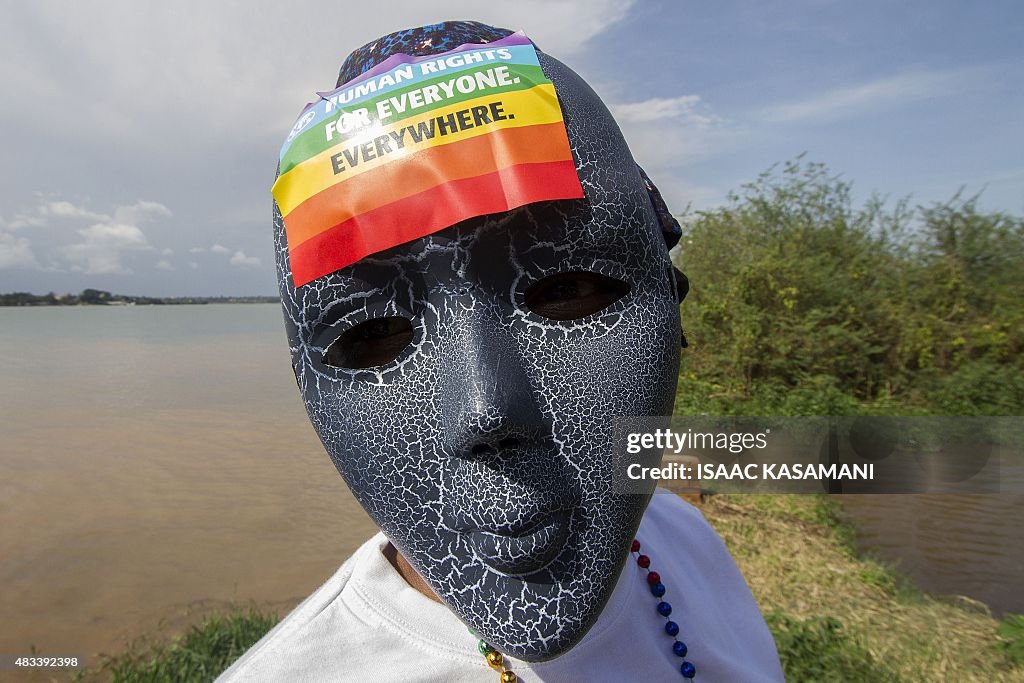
<box><xmin>647</xmin><ymin>571</ymin><xmax>661</xmax><ymax>585</ymax></box>
<box><xmin>631</xmin><ymin>540</ymin><xmax>641</xmax><ymax>553</ymax></box>
<box><xmin>637</xmin><ymin>554</ymin><xmax>651</xmax><ymax>568</ymax></box>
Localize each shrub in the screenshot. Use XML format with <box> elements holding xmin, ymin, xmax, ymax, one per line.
<box><xmin>765</xmin><ymin>611</ymin><xmax>904</xmax><ymax>682</ymax></box>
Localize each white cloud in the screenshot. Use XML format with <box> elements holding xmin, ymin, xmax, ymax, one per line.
<box><xmin>0</xmin><ymin>4</ymin><xmax>635</xmax><ymax>291</ymax></box>
<box><xmin>2</xmin><ymin>213</ymin><xmax>47</xmax><ymax>230</ymax></box>
<box><xmin>0</xmin><ymin>2</ymin><xmax>633</xmax><ymax>151</ymax></box>
<box><xmin>480</xmin><ymin>0</ymin><xmax>636</xmax><ymax>54</ymax></box>
<box><xmin>611</xmin><ymin>96</ymin><xmax>708</xmax><ymax>124</ymax></box>
<box><xmin>2</xmin><ymin>200</ymin><xmax>99</xmax><ymax>232</ymax></box>
<box><xmin>155</xmin><ymin>259</ymin><xmax>175</xmax><ymax>271</ymax></box>
<box><xmin>759</xmin><ymin>68</ymin><xmax>975</xmax><ymax>124</ymax></box>
<box><xmin>113</xmin><ymin>200</ymin><xmax>172</xmax><ymax>225</ymax></box>
<box><xmin>188</xmin><ymin>246</ymin><xmax>206</xmax><ymax>254</ymax></box>
<box><xmin>7</xmin><ymin>199</ymin><xmax>170</xmax><ymax>233</ymax></box>
<box><xmin>62</xmin><ymin>222</ymin><xmax>151</xmax><ymax>274</ymax></box>
<box><xmin>607</xmin><ymin>94</ymin><xmax>741</xmax><ymax>210</ymax></box>
<box><xmin>42</xmin><ymin>201</ymin><xmax>108</xmax><ymax>222</ymax></box>
<box><xmin>161</xmin><ymin>247</ymin><xmax>174</xmax><ymax>255</ymax></box>
<box><xmin>6</xmin><ymin>198</ymin><xmax>175</xmax><ymax>275</ymax></box>
<box><xmin>0</xmin><ymin>232</ymin><xmax>38</xmax><ymax>270</ymax></box>
<box><xmin>78</xmin><ymin>223</ymin><xmax>148</xmax><ymax>245</ymax></box>
<box><xmin>229</xmin><ymin>250</ymin><xmax>261</xmax><ymax>268</ymax></box>
<box><xmin>189</xmin><ymin>261</ymin><xmax>199</xmax><ymax>270</ymax></box>
<box><xmin>610</xmin><ymin>94</ymin><xmax>735</xmax><ymax>166</ymax></box>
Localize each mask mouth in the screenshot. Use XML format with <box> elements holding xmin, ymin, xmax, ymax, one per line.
<box><xmin>464</xmin><ymin>507</ymin><xmax>572</xmax><ymax>576</ymax></box>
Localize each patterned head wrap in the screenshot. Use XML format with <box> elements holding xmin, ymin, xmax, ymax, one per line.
<box><xmin>335</xmin><ymin>20</ymin><xmax>682</xmax><ymax>250</ymax></box>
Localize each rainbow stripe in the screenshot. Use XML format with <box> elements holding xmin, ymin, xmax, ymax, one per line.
<box><xmin>272</xmin><ymin>33</ymin><xmax>584</xmax><ymax>287</ymax></box>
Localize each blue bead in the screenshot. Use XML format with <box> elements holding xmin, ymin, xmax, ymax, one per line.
<box><xmin>665</xmin><ymin>620</ymin><xmax>679</xmax><ymax>636</ymax></box>
<box><xmin>680</xmin><ymin>661</ymin><xmax>696</xmax><ymax>678</ymax></box>
<box><xmin>651</xmin><ymin>582</ymin><xmax>666</xmax><ymax>597</ymax></box>
<box><xmin>657</xmin><ymin>601</ymin><xmax>673</xmax><ymax>617</ymax></box>
<box><xmin>673</xmin><ymin>640</ymin><xmax>688</xmax><ymax>657</ymax></box>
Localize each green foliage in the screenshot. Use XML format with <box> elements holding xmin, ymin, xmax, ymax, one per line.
<box><xmin>765</xmin><ymin>611</ymin><xmax>905</xmax><ymax>682</ymax></box>
<box><xmin>675</xmin><ymin>157</ymin><xmax>1024</xmax><ymax>416</ymax></box>
<box><xmin>996</xmin><ymin>613</ymin><xmax>1024</xmax><ymax>666</ymax></box>
<box><xmin>95</xmin><ymin>608</ymin><xmax>278</xmax><ymax>683</ymax></box>
<box><xmin>924</xmin><ymin>360</ymin><xmax>1024</xmax><ymax>415</ymax></box>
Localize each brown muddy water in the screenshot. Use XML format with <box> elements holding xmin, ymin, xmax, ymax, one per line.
<box><xmin>840</xmin><ymin>492</ymin><xmax>1024</xmax><ymax>617</ymax></box>
<box><xmin>0</xmin><ymin>304</ymin><xmax>378</xmax><ymax>666</ymax></box>
<box><xmin>1</xmin><ymin>304</ymin><xmax>1021</xmax><ymax>669</ymax></box>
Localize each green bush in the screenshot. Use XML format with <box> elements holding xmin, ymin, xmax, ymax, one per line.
<box><xmin>675</xmin><ymin>157</ymin><xmax>1024</xmax><ymax>416</ymax></box>
<box><xmin>925</xmin><ymin>360</ymin><xmax>1024</xmax><ymax>415</ymax></box>
<box><xmin>996</xmin><ymin>613</ymin><xmax>1024</xmax><ymax>667</ymax></box>
<box><xmin>765</xmin><ymin>611</ymin><xmax>904</xmax><ymax>682</ymax></box>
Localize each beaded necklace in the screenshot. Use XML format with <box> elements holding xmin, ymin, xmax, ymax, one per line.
<box><xmin>472</xmin><ymin>538</ymin><xmax>697</xmax><ymax>681</ymax></box>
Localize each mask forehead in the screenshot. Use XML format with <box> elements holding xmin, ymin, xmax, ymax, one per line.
<box><xmin>274</xmin><ymin>39</ymin><xmax>680</xmax><ymax>662</ymax></box>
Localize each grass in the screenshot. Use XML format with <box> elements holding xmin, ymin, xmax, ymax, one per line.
<box><xmin>700</xmin><ymin>493</ymin><xmax>1024</xmax><ymax>682</ymax></box>
<box><xmin>74</xmin><ymin>607</ymin><xmax>278</xmax><ymax>683</ymax></box>
<box><xmin>765</xmin><ymin>610</ymin><xmax>904</xmax><ymax>682</ymax></box>
<box><xmin>998</xmin><ymin>614</ymin><xmax>1024</xmax><ymax>667</ymax></box>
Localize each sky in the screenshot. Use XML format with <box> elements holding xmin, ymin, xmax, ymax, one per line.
<box><xmin>1</xmin><ymin>0</ymin><xmax>1021</xmax><ymax>297</ymax></box>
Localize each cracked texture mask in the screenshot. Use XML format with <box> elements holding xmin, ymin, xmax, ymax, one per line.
<box><xmin>273</xmin><ymin>21</ymin><xmax>682</xmax><ymax>662</ymax></box>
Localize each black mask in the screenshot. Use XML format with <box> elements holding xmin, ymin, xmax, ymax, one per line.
<box><xmin>275</xmin><ymin>21</ymin><xmax>683</xmax><ymax>662</ymax></box>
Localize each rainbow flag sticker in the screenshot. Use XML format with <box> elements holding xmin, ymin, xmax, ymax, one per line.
<box><xmin>272</xmin><ymin>32</ymin><xmax>585</xmax><ymax>287</ymax></box>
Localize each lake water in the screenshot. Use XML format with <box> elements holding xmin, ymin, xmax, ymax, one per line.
<box><xmin>1</xmin><ymin>304</ymin><xmax>1021</xmax><ymax>666</ymax></box>
<box><xmin>840</xmin><ymin>493</ymin><xmax>1024</xmax><ymax>616</ymax></box>
<box><xmin>0</xmin><ymin>304</ymin><xmax>377</xmax><ymax>664</ymax></box>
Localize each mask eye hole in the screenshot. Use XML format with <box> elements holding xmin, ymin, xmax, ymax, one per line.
<box><xmin>323</xmin><ymin>316</ymin><xmax>414</xmax><ymax>369</ymax></box>
<box><xmin>523</xmin><ymin>271</ymin><xmax>631</xmax><ymax>321</ymax></box>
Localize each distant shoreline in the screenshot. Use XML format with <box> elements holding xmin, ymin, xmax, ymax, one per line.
<box><xmin>1</xmin><ymin>289</ymin><xmax>279</xmax><ymax>307</ymax></box>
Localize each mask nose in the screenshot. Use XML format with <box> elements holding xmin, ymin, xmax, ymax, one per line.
<box><xmin>448</xmin><ymin>322</ymin><xmax>546</xmax><ymax>463</ymax></box>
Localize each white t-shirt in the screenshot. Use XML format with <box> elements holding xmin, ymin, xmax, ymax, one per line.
<box><xmin>218</xmin><ymin>491</ymin><xmax>783</xmax><ymax>682</ymax></box>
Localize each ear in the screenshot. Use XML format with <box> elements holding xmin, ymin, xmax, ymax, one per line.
<box><xmin>672</xmin><ymin>266</ymin><xmax>689</xmax><ymax>304</ymax></box>
<box><xmin>636</xmin><ymin>164</ymin><xmax>682</xmax><ymax>249</ymax></box>
<box><xmin>638</xmin><ymin>164</ymin><xmax>691</xmax><ymax>349</ymax></box>
<box><xmin>669</xmin><ymin>265</ymin><xmax>690</xmax><ymax>348</ymax></box>
<box><xmin>638</xmin><ymin>164</ymin><xmax>689</xmax><ymax>303</ymax></box>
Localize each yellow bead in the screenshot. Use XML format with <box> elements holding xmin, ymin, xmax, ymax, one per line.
<box><xmin>486</xmin><ymin>650</ymin><xmax>503</xmax><ymax>668</ymax></box>
<box><xmin>500</xmin><ymin>672</ymin><xmax>518</xmax><ymax>683</ymax></box>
